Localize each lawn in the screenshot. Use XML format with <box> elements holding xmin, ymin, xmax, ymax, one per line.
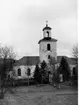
<box><xmin>0</xmin><ymin>84</ymin><xmax>78</xmax><ymax>105</ymax></box>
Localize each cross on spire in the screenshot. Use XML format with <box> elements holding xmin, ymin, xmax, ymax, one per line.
<box><xmin>46</xmin><ymin>21</ymin><xmax>48</xmax><ymax>27</ymax></box>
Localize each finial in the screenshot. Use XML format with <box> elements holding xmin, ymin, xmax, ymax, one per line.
<box><xmin>46</xmin><ymin>21</ymin><xmax>48</xmax><ymax>27</ymax></box>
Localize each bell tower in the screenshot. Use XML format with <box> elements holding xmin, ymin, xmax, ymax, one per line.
<box><xmin>43</xmin><ymin>21</ymin><xmax>51</xmax><ymax>38</ymax></box>
<box><xmin>38</xmin><ymin>21</ymin><xmax>57</xmax><ymax>63</ymax></box>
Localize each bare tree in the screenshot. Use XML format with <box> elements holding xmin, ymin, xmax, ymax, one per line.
<box><xmin>72</xmin><ymin>44</ymin><xmax>78</xmax><ymax>59</ymax></box>
<box><xmin>0</xmin><ymin>45</ymin><xmax>16</xmax><ymax>98</ymax></box>
<box><xmin>0</xmin><ymin>46</ymin><xmax>16</xmax><ymax>59</ymax></box>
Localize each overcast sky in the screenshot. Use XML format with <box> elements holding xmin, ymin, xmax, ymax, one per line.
<box><xmin>0</xmin><ymin>0</ymin><xmax>77</xmax><ymax>59</ymax></box>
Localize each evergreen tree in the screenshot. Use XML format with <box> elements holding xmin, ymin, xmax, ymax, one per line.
<box><xmin>33</xmin><ymin>64</ymin><xmax>41</xmax><ymax>84</ymax></box>
<box><xmin>59</xmin><ymin>57</ymin><xmax>70</xmax><ymax>81</ymax></box>
<box><xmin>49</xmin><ymin>56</ymin><xmax>57</xmax><ymax>65</ymax></box>
<box><xmin>40</xmin><ymin>60</ymin><xmax>48</xmax><ymax>83</ymax></box>
<box><xmin>41</xmin><ymin>60</ymin><xmax>47</xmax><ymax>69</ymax></box>
<box><xmin>73</xmin><ymin>64</ymin><xmax>78</xmax><ymax>80</ymax></box>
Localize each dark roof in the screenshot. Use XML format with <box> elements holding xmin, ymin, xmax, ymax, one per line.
<box><xmin>42</xmin><ymin>24</ymin><xmax>52</xmax><ymax>31</ymax></box>
<box><xmin>43</xmin><ymin>27</ymin><xmax>52</xmax><ymax>31</ymax></box>
<box><xmin>14</xmin><ymin>56</ymin><xmax>77</xmax><ymax>66</ymax></box>
<box><xmin>57</xmin><ymin>56</ymin><xmax>77</xmax><ymax>65</ymax></box>
<box><xmin>57</xmin><ymin>56</ymin><xmax>68</xmax><ymax>63</ymax></box>
<box><xmin>38</xmin><ymin>37</ymin><xmax>57</xmax><ymax>44</ymax></box>
<box><xmin>15</xmin><ymin>56</ymin><xmax>39</xmax><ymax>66</ymax></box>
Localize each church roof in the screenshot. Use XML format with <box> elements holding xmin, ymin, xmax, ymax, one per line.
<box><xmin>14</xmin><ymin>56</ymin><xmax>77</xmax><ymax>66</ymax></box>
<box><xmin>14</xmin><ymin>56</ymin><xmax>39</xmax><ymax>66</ymax></box>
<box><xmin>43</xmin><ymin>26</ymin><xmax>52</xmax><ymax>31</ymax></box>
<box><xmin>57</xmin><ymin>56</ymin><xmax>77</xmax><ymax>65</ymax></box>
<box><xmin>38</xmin><ymin>37</ymin><xmax>57</xmax><ymax>44</ymax></box>
<box><xmin>42</xmin><ymin>24</ymin><xmax>52</xmax><ymax>31</ymax></box>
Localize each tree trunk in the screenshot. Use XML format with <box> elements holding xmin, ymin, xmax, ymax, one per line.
<box><xmin>41</xmin><ymin>75</ymin><xmax>43</xmax><ymax>84</ymax></box>
<box><xmin>28</xmin><ymin>76</ymin><xmax>29</xmax><ymax>86</ymax></box>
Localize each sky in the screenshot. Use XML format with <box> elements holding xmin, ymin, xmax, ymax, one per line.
<box><xmin>0</xmin><ymin>0</ymin><xmax>77</xmax><ymax>59</ymax></box>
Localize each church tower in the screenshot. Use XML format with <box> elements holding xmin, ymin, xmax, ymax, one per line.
<box><xmin>38</xmin><ymin>21</ymin><xmax>57</xmax><ymax>63</ymax></box>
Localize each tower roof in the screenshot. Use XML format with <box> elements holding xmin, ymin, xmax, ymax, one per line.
<box><xmin>42</xmin><ymin>21</ymin><xmax>52</xmax><ymax>31</ymax></box>
<box><xmin>38</xmin><ymin>37</ymin><xmax>57</xmax><ymax>44</ymax></box>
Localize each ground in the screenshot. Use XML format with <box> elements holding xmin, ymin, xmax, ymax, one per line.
<box><xmin>0</xmin><ymin>83</ymin><xmax>78</xmax><ymax>105</ymax></box>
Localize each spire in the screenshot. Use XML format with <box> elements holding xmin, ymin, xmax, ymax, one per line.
<box><xmin>46</xmin><ymin>21</ymin><xmax>48</xmax><ymax>27</ymax></box>
<box><xmin>42</xmin><ymin>21</ymin><xmax>52</xmax><ymax>31</ymax></box>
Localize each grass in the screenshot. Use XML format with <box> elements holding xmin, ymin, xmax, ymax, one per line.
<box><xmin>0</xmin><ymin>84</ymin><xmax>78</xmax><ymax>105</ymax></box>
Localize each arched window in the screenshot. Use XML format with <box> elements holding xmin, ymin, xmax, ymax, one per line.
<box><xmin>18</xmin><ymin>68</ymin><xmax>21</xmax><ymax>76</ymax></box>
<box><xmin>46</xmin><ymin>31</ymin><xmax>49</xmax><ymax>37</ymax></box>
<box><xmin>47</xmin><ymin>44</ymin><xmax>51</xmax><ymax>51</ymax></box>
<box><xmin>48</xmin><ymin>55</ymin><xmax>50</xmax><ymax>59</ymax></box>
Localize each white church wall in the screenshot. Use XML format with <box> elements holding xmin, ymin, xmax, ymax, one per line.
<box><xmin>13</xmin><ymin>65</ymin><xmax>35</xmax><ymax>79</ymax></box>
<box><xmin>39</xmin><ymin>41</ymin><xmax>57</xmax><ymax>63</ymax></box>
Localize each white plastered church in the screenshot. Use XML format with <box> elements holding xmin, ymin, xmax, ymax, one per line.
<box><xmin>12</xmin><ymin>22</ymin><xmax>76</xmax><ymax>79</ymax></box>
<box><xmin>38</xmin><ymin>22</ymin><xmax>57</xmax><ymax>63</ymax></box>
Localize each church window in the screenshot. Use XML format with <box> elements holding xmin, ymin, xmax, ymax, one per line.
<box><xmin>18</xmin><ymin>68</ymin><xmax>21</xmax><ymax>76</ymax></box>
<box><xmin>47</xmin><ymin>44</ymin><xmax>51</xmax><ymax>50</ymax></box>
<box><xmin>48</xmin><ymin>55</ymin><xmax>50</xmax><ymax>59</ymax></box>
<box><xmin>46</xmin><ymin>31</ymin><xmax>49</xmax><ymax>37</ymax></box>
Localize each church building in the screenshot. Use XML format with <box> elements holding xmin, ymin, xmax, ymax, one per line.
<box><xmin>38</xmin><ymin>22</ymin><xmax>57</xmax><ymax>63</ymax></box>
<box><xmin>11</xmin><ymin>22</ymin><xmax>76</xmax><ymax>80</ymax></box>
